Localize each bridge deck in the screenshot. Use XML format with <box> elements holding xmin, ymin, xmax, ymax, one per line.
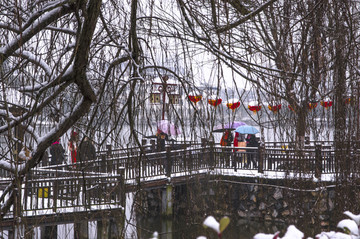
<box><xmin>1</xmin><ymin>142</ymin><xmax>358</xmax><ymax>226</ymax></box>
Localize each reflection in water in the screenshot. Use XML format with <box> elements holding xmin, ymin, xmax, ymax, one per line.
<box><xmin>16</xmin><ymin>203</ymin><xmax>321</xmax><ymax>238</ymax></box>
<box><xmin>136</xmin><ymin>215</ymin><xmax>291</xmax><ymax>239</ymax></box>
<box><xmin>125</xmin><ymin>192</ymin><xmax>138</xmax><ymax>238</ymax></box>
<box><xmin>8</xmin><ymin>190</ymin><xmax>327</xmax><ymax>238</ymax></box>
<box><xmin>58</xmin><ymin>224</ymin><xmax>75</xmax><ymax>239</ymax></box>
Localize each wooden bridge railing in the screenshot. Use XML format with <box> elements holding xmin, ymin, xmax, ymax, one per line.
<box><xmin>3</xmin><ymin>141</ymin><xmax>360</xmax><ymax>220</ymax></box>
<box><xmin>0</xmin><ymin>168</ymin><xmax>125</xmax><ymax>221</ymax></box>
<box><xmin>100</xmin><ymin>144</ymin><xmax>348</xmax><ymax>180</ymax></box>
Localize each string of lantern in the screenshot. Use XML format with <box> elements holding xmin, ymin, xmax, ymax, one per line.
<box><xmin>186</xmin><ymin>95</ymin><xmax>357</xmax><ymax>112</ymax></box>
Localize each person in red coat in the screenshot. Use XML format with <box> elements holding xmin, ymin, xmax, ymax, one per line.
<box><xmin>68</xmin><ymin>131</ymin><xmax>79</xmax><ymax>166</ymax></box>
<box><xmin>220</xmin><ymin>129</ymin><xmax>233</xmax><ymax>146</ymax></box>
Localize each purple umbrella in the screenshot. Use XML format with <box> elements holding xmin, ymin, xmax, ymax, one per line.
<box><xmin>157</xmin><ymin>120</ymin><xmax>181</xmax><ymax>136</ymax></box>
<box><xmin>213</xmin><ymin>121</ymin><xmax>246</xmax><ymax>132</ymax></box>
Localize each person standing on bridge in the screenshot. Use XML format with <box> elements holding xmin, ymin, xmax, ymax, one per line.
<box><xmin>50</xmin><ymin>139</ymin><xmax>65</xmax><ymax>165</ymax></box>
<box><xmin>233</xmin><ymin>132</ymin><xmax>246</xmax><ymax>151</ymax></box>
<box><xmin>78</xmin><ymin>136</ymin><xmax>96</xmax><ymax>163</ymax></box>
<box><xmin>156</xmin><ymin>130</ymin><xmax>168</xmax><ymax>151</ymax></box>
<box><xmin>220</xmin><ymin>129</ymin><xmax>233</xmax><ymax>167</ymax></box>
<box><xmin>246</xmin><ymin>134</ymin><xmax>259</xmax><ymax>168</ymax></box>
<box><xmin>220</xmin><ymin>129</ymin><xmax>233</xmax><ymax>147</ymax></box>
<box><xmin>68</xmin><ymin>131</ymin><xmax>79</xmax><ymax>166</ymax></box>
<box><xmin>233</xmin><ymin>132</ymin><xmax>246</xmax><ymax>171</ymax></box>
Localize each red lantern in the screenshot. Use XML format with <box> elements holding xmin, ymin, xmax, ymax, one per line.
<box><xmin>188</xmin><ymin>95</ymin><xmax>202</xmax><ymax>105</ymax></box>
<box><xmin>248</xmin><ymin>105</ymin><xmax>262</xmax><ymax>114</ymax></box>
<box><xmin>320</xmin><ymin>100</ymin><xmax>333</xmax><ymax>109</ymax></box>
<box><xmin>226</xmin><ymin>102</ymin><xmax>240</xmax><ymax>111</ymax></box>
<box><xmin>208</xmin><ymin>98</ymin><xmax>222</xmax><ymax>107</ymax></box>
<box><xmin>268</xmin><ymin>104</ymin><xmax>282</xmax><ymax>113</ymax></box>
<box><xmin>308</xmin><ymin>102</ymin><xmax>317</xmax><ymax>110</ymax></box>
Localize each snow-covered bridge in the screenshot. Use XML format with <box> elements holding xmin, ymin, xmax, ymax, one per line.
<box><xmin>0</xmin><ymin>140</ymin><xmax>353</xmax><ymax>233</ymax></box>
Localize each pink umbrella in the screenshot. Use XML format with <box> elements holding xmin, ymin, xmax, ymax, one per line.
<box><xmin>157</xmin><ymin>120</ymin><xmax>181</xmax><ymax>136</ymax></box>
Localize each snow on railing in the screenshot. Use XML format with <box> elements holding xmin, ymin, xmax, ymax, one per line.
<box><xmin>2</xmin><ymin>142</ymin><xmax>358</xmax><ymax>220</ymax></box>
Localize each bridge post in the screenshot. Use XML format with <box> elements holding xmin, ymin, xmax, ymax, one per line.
<box><xmin>162</xmin><ymin>184</ymin><xmax>173</xmax><ymax>216</ymax></box>
<box><xmin>74</xmin><ymin>221</ymin><xmax>88</xmax><ymax>239</ymax></box>
<box><xmin>96</xmin><ymin>218</ymin><xmax>123</xmax><ymax>239</ymax></box>
<box><xmin>106</xmin><ymin>144</ymin><xmax>112</xmax><ymax>156</ymax></box>
<box><xmin>101</xmin><ymin>154</ymin><xmax>107</xmax><ymax>173</ymax></box>
<box><xmin>165</xmin><ymin>146</ymin><xmax>172</xmax><ymax>177</ymax></box>
<box><xmin>97</xmin><ymin>220</ymin><xmax>109</xmax><ymax>239</ymax></box>
<box><xmin>162</xmin><ymin>146</ymin><xmax>173</xmax><ymax>216</ymax></box>
<box><xmin>13</xmin><ymin>183</ymin><xmax>22</xmax><ymax>239</ymax></box>
<box><xmin>40</xmin><ymin>225</ymin><xmax>57</xmax><ymax>239</ymax></box>
<box><xmin>315</xmin><ymin>144</ymin><xmax>322</xmax><ymax>178</ymax></box>
<box><xmin>117</xmin><ymin>167</ymin><xmax>126</xmax><ymax>233</ymax></box>
<box><xmin>150</xmin><ymin>140</ymin><xmax>156</xmax><ymax>152</ymax></box>
<box><xmin>209</xmin><ymin>139</ymin><xmax>215</xmax><ymax>170</ymax></box>
<box><xmin>201</xmin><ymin>138</ymin><xmax>207</xmax><ymax>147</ymax></box>
<box><xmin>258</xmin><ymin>145</ymin><xmax>264</xmax><ymax>173</ymax></box>
<box><xmin>106</xmin><ymin>144</ymin><xmax>112</xmax><ymax>173</ymax></box>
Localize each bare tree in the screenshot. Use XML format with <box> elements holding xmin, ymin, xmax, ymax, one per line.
<box><xmin>173</xmin><ymin>0</ymin><xmax>360</xmax><ymax>147</ymax></box>
<box><xmin>0</xmin><ymin>0</ymin><xmax>101</xmax><ymax>218</ymax></box>
<box><xmin>2</xmin><ymin>0</ymin><xmax>360</xmax><ymax>236</ymax></box>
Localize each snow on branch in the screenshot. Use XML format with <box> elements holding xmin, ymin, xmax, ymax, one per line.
<box><xmin>0</xmin><ymin>159</ymin><xmax>26</xmax><ymax>174</ymax></box>
<box><xmin>45</xmin><ymin>26</ymin><xmax>77</xmax><ymax>35</ymax></box>
<box><xmin>0</xmin><ymin>109</ymin><xmax>17</xmax><ymax>121</ymax></box>
<box><xmin>20</xmin><ymin>96</ymin><xmax>94</xmax><ymax>174</ymax></box>
<box><xmin>21</xmin><ymin>64</ymin><xmax>74</xmax><ymax>93</ymax></box>
<box><xmin>216</xmin><ymin>0</ymin><xmax>278</xmax><ymax>33</ymax></box>
<box><xmin>0</xmin><ymin>69</ymin><xmax>74</xmax><ymax>135</ymax></box>
<box><xmin>0</xmin><ymin>23</ymin><xmax>20</xmax><ymax>34</ymax></box>
<box><xmin>14</xmin><ymin>50</ymin><xmax>52</xmax><ymax>77</ymax></box>
<box><xmin>22</xmin><ymin>0</ymin><xmax>73</xmax><ymax>31</ymax></box>
<box><xmin>0</xmin><ymin>3</ymin><xmax>73</xmax><ymax>60</ymax></box>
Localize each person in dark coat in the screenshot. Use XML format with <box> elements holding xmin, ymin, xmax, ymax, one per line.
<box><xmin>78</xmin><ymin>137</ymin><xmax>96</xmax><ymax>162</ymax></box>
<box><xmin>50</xmin><ymin>139</ymin><xmax>65</xmax><ymax>165</ymax></box>
<box><xmin>246</xmin><ymin>134</ymin><xmax>259</xmax><ymax>147</ymax></box>
<box><xmin>246</xmin><ymin>134</ymin><xmax>259</xmax><ymax>168</ymax></box>
<box><xmin>156</xmin><ymin>130</ymin><xmax>168</xmax><ymax>152</ymax></box>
